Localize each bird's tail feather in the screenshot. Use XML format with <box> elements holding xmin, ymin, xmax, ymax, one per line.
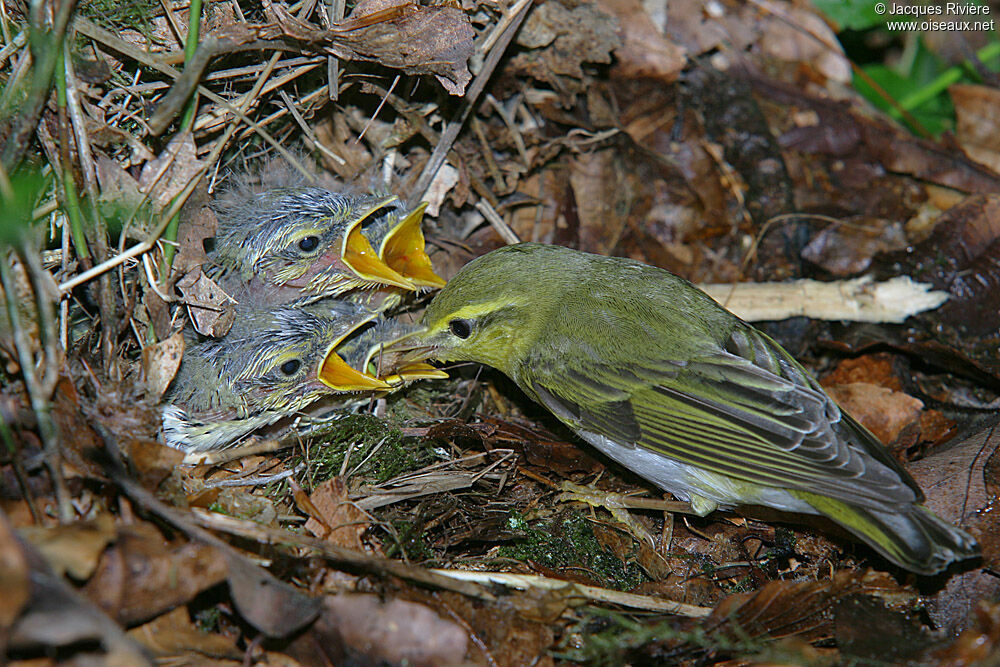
<box><xmin>793</xmin><ymin>490</ymin><xmax>980</xmax><ymax>575</ymax></box>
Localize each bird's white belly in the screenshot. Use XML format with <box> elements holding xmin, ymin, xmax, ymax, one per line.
<box><xmin>577</xmin><ymin>430</ymin><xmax>816</xmax><ymax>515</ymax></box>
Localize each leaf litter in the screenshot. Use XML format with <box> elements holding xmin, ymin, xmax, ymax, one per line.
<box><xmin>1</xmin><ymin>0</ymin><xmax>1000</xmax><ymax>664</ymax></box>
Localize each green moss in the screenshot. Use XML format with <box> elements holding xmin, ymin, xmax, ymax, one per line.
<box><xmin>79</xmin><ymin>0</ymin><xmax>158</xmax><ymax>40</ymax></box>
<box><xmin>556</xmin><ymin>609</ymin><xmax>767</xmax><ymax>665</ymax></box>
<box><xmin>383</xmin><ymin>518</ymin><xmax>433</xmax><ymax>561</ymax></box>
<box><xmin>293</xmin><ymin>413</ymin><xmax>437</xmax><ymax>491</ymax></box>
<box><xmin>194</xmin><ymin>606</ymin><xmax>222</xmax><ymax>634</ymax></box>
<box><xmin>497</xmin><ymin>512</ymin><xmax>648</xmax><ymax>591</ymax></box>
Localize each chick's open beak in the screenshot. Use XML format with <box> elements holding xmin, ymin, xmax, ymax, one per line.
<box><xmin>343</xmin><ymin>202</ymin><xmax>416</xmax><ymax>291</ymax></box>
<box><xmin>318</xmin><ymin>350</ymin><xmax>393</xmax><ymax>391</ymax></box>
<box><xmin>381</xmin><ymin>203</ymin><xmax>446</xmax><ymax>289</ymax></box>
<box><xmin>318</xmin><ymin>318</ymin><xmax>393</xmax><ymax>391</ymax></box>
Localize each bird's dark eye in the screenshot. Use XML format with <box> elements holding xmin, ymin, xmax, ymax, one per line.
<box><xmin>298</xmin><ymin>236</ymin><xmax>319</xmax><ymax>252</ymax></box>
<box><xmin>448</xmin><ymin>318</ymin><xmax>473</xmax><ymax>339</ymax></box>
<box><xmin>280</xmin><ymin>359</ymin><xmax>302</xmax><ymax>376</ymax></box>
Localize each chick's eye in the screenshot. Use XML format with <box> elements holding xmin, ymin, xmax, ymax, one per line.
<box><xmin>298</xmin><ymin>236</ymin><xmax>319</xmax><ymax>252</ymax></box>
<box><xmin>279</xmin><ymin>359</ymin><xmax>302</xmax><ymax>376</ymax></box>
<box><xmin>448</xmin><ymin>318</ymin><xmax>473</xmax><ymax>339</ymax></box>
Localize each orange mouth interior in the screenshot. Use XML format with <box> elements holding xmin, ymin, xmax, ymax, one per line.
<box><xmin>381</xmin><ymin>203</ymin><xmax>446</xmax><ymax>289</ymax></box>
<box><xmin>344</xmin><ymin>221</ymin><xmax>416</xmax><ymax>291</ymax></box>
<box><xmin>318</xmin><ymin>348</ymin><xmax>392</xmax><ymax>391</ymax></box>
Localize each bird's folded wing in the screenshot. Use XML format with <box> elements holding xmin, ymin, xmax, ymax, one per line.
<box><xmin>527</xmin><ymin>349</ymin><xmax>919</xmax><ymax>511</ymax></box>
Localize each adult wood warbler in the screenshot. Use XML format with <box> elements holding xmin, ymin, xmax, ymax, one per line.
<box><xmin>389</xmin><ymin>243</ymin><xmax>979</xmax><ymax>574</ymax></box>
<box><xmin>207</xmin><ymin>188</ymin><xmax>417</xmax><ymax>303</ymax></box>
<box><xmin>162</xmin><ymin>300</ymin><xmax>412</xmax><ymax>453</ymax></box>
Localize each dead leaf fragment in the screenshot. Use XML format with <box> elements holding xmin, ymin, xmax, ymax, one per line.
<box><xmin>129</xmin><ymin>606</ymin><xmax>241</xmax><ymax>660</ymax></box>
<box><xmin>908</xmin><ymin>424</ymin><xmax>1000</xmax><ymax>634</ymax></box>
<box><xmin>84</xmin><ymin>522</ymin><xmax>229</xmax><ymax>625</ymax></box>
<box><xmin>596</xmin><ymin>0</ymin><xmax>685</xmax><ymax>81</ymax></box>
<box><xmin>0</xmin><ymin>509</ymin><xmax>31</xmax><ymax>636</ymax></box>
<box><xmin>304</xmin><ymin>477</ymin><xmax>370</xmax><ymax>550</ymax></box>
<box><xmin>513</xmin><ymin>0</ymin><xmax>620</xmax><ymax>88</ymax></box>
<box><xmin>19</xmin><ymin>514</ymin><xmax>116</xmax><ymax>580</ymax></box>
<box><xmin>226</xmin><ymin>553</ymin><xmax>323</xmax><ymax>638</ymax></box>
<box><xmin>176</xmin><ymin>268</ymin><xmax>236</xmax><ymax>337</ymax></box>
<box><xmin>141</xmin><ymin>331</ymin><xmax>184</xmax><ymax>402</ymax></box>
<box><xmin>824</xmin><ymin>382</ymin><xmax>923</xmax><ymax>446</ymax></box>
<box><xmin>290</xmin><ymin>593</ymin><xmax>470</xmax><ymax>666</ymax></box>
<box><xmin>951</xmin><ymin>83</ymin><xmax>1000</xmax><ymax>174</ymax></box>
<box><xmin>138</xmin><ymin>131</ymin><xmax>204</xmax><ymax>208</ymax></box>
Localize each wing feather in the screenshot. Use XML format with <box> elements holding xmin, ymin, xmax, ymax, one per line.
<box><xmin>522</xmin><ymin>325</ymin><xmax>920</xmax><ymax>511</ymax></box>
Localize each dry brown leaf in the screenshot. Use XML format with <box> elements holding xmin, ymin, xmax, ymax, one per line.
<box><xmin>141</xmin><ymin>331</ymin><xmax>184</xmax><ymax>402</ymax></box>
<box><xmin>512</xmin><ymin>0</ymin><xmax>620</xmax><ymax>89</ymax></box>
<box><xmin>756</xmin><ymin>2</ymin><xmax>850</xmax><ymax>83</ymax></box>
<box><xmin>84</xmin><ymin>521</ymin><xmax>229</xmax><ymax>625</ymax></box>
<box><xmin>569</xmin><ymin>150</ymin><xmax>631</xmax><ymax>255</ymax></box>
<box><xmin>595</xmin><ymin>0</ymin><xmax>685</xmax><ymax>81</ymax></box>
<box><xmin>225</xmin><ymin>554</ymin><xmax>323</xmax><ymax>638</ymax></box>
<box><xmin>824</xmin><ymin>382</ymin><xmax>923</xmax><ymax>446</ymax></box>
<box><xmin>173</xmin><ymin>203</ymin><xmax>217</xmax><ymax>275</ymax></box>
<box><xmin>801</xmin><ymin>219</ymin><xmax>908</xmax><ymax>276</ymax></box>
<box><xmin>0</xmin><ymin>509</ymin><xmax>31</xmax><ymax>635</ymax></box>
<box><xmin>908</xmin><ymin>424</ymin><xmax>1000</xmax><ymax>635</ymax></box>
<box><xmin>138</xmin><ymin>131</ymin><xmax>204</xmax><ymax>209</ymax></box>
<box><xmin>176</xmin><ymin>268</ymin><xmax>236</xmax><ymax>337</ymax></box>
<box><xmin>952</xmin><ymin>84</ymin><xmax>1000</xmax><ymax>174</ymax></box>
<box><xmin>19</xmin><ymin>514</ymin><xmax>116</xmax><ymax>581</ymax></box>
<box><xmin>289</xmin><ymin>593</ymin><xmax>470</xmax><ymax>666</ymax></box>
<box><xmin>128</xmin><ymin>606</ymin><xmax>241</xmax><ymax>660</ymax></box>
<box><xmin>304</xmin><ymin>477</ymin><xmax>370</xmax><ymax>550</ymax></box>
<box><xmin>708</xmin><ymin>569</ymin><xmax>910</xmax><ymax>642</ymax></box>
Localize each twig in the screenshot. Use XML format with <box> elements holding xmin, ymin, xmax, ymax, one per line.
<box><xmin>474</xmin><ymin>199</ymin><xmax>520</xmax><ymax>245</ymax></box>
<box><xmin>0</xmin><ymin>255</ymin><xmax>71</xmax><ymax>523</ymax></box>
<box><xmin>431</xmin><ymin>569</ymin><xmax>713</xmax><ymax>618</ymax></box>
<box><xmin>356</xmin><ymin>74</ymin><xmax>399</xmax><ymax>144</ymax></box>
<box><xmin>191</xmin><ymin>508</ymin><xmax>496</xmax><ymax>600</ymax></box>
<box><xmin>326</xmin><ymin>0</ymin><xmax>345</xmax><ymax>100</ymax></box>
<box><xmin>74</xmin><ymin>19</ymin><xmax>309</xmax><ymax>179</ymax></box>
<box><xmin>698</xmin><ymin>276</ymin><xmax>949</xmax><ymax>323</ymax></box>
<box><xmin>277</xmin><ymin>89</ymin><xmax>344</xmax><ymax>166</ymax></box>
<box><xmin>409</xmin><ymin>0</ymin><xmax>532</xmax><ymax>206</ymax></box>
<box><xmin>202</xmin><ymin>463</ymin><xmax>306</xmax><ymax>488</ymax></box>
<box><xmin>1</xmin><ymin>0</ymin><xmax>77</xmax><ymax>169</ymax></box>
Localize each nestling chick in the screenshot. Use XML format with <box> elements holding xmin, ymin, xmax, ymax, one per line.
<box><xmin>207</xmin><ymin>187</ymin><xmax>416</xmax><ymax>303</ymax></box>
<box><xmin>162</xmin><ymin>300</ymin><xmax>393</xmax><ymax>453</ymax></box>
<box><xmin>387</xmin><ymin>243</ymin><xmax>980</xmax><ymax>575</ymax></box>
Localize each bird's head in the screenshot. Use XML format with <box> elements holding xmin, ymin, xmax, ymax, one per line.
<box><xmin>162</xmin><ymin>300</ymin><xmax>398</xmax><ymax>452</ymax></box>
<box><xmin>385</xmin><ymin>243</ymin><xmax>573</xmax><ymax>375</ymax></box>
<box><xmin>211</xmin><ymin>188</ymin><xmax>415</xmax><ymax>296</ymax></box>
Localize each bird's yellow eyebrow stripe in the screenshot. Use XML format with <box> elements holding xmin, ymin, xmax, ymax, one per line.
<box><xmin>429</xmin><ymin>299</ymin><xmax>529</xmax><ymax>330</ymax></box>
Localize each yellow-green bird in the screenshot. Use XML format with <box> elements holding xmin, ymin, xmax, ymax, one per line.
<box><xmin>382</xmin><ymin>243</ymin><xmax>979</xmax><ymax>574</ymax></box>
<box><xmin>163</xmin><ymin>300</ymin><xmax>400</xmax><ymax>453</ymax></box>
<box><xmin>208</xmin><ymin>188</ymin><xmax>417</xmax><ymax>303</ymax></box>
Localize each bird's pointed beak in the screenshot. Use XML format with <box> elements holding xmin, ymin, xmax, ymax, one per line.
<box><xmin>380</xmin><ymin>202</ymin><xmax>446</xmax><ymax>289</ymax></box>
<box><xmin>376</xmin><ymin>330</ymin><xmax>448</xmax><ymax>387</ymax></box>
<box><xmin>382</xmin><ymin>362</ymin><xmax>450</xmax><ymax>387</ymax></box>
<box><xmin>317</xmin><ymin>316</ymin><xmax>393</xmax><ymax>391</ymax></box>
<box><xmin>343</xmin><ymin>199</ymin><xmax>416</xmax><ymax>291</ymax></box>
